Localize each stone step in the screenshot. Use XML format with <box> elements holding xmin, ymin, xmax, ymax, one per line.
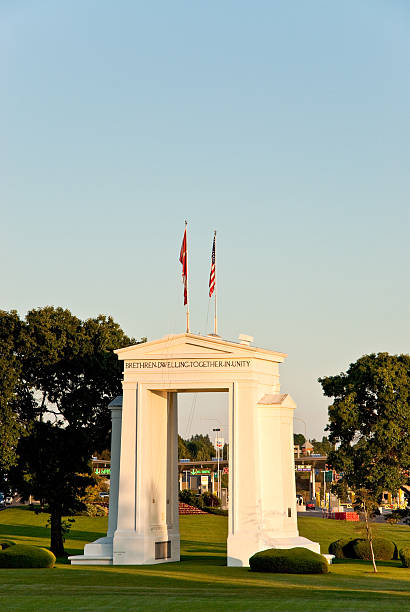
<box><xmin>68</xmin><ymin>554</ymin><xmax>112</xmax><ymax>565</ymax></box>
<box><xmin>179</xmin><ymin>502</ymin><xmax>207</xmax><ymax>515</ymax></box>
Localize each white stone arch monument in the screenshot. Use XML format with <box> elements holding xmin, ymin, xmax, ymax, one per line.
<box><xmin>69</xmin><ymin>333</ymin><xmax>319</xmax><ymax>566</ymax></box>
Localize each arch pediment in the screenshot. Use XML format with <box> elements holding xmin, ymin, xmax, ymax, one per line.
<box><xmin>114</xmin><ymin>333</ymin><xmax>287</xmax><ymax>363</ymax></box>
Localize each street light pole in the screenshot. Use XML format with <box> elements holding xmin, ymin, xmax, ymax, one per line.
<box><xmin>213</xmin><ymin>427</ymin><xmax>221</xmax><ymax>499</ymax></box>
<box><xmin>293</xmin><ymin>416</ymin><xmax>307</xmax><ymax>440</ymax></box>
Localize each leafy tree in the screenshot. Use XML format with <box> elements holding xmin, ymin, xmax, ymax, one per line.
<box><xmin>19</xmin><ymin>306</ymin><xmax>138</xmax><ymax>450</ymax></box>
<box><xmin>81</xmin><ymin>473</ymin><xmax>109</xmax><ymax>505</ymax></box>
<box><xmin>179</xmin><ymin>489</ymin><xmax>197</xmax><ymax>506</ymax></box>
<box><xmin>0</xmin><ymin>310</ymin><xmax>24</xmax><ymax>473</ymax></box>
<box><xmin>319</xmin><ymin>352</ymin><xmax>410</xmax><ymax>572</ymax></box>
<box><xmin>352</xmin><ymin>489</ymin><xmax>381</xmax><ymax>572</ymax></box>
<box><xmin>95</xmin><ymin>449</ymin><xmax>111</xmax><ymax>461</ymax></box>
<box><xmin>178</xmin><ymin>435</ymin><xmax>190</xmax><ymax>459</ymax></box>
<box><xmin>199</xmin><ymin>491</ymin><xmax>220</xmax><ymax>508</ymax></box>
<box><xmin>2</xmin><ymin>306</ymin><xmax>141</xmax><ymax>553</ymax></box>
<box><xmin>385</xmin><ymin>508</ymin><xmax>410</xmax><ymax>526</ymax></box>
<box><xmin>293</xmin><ymin>433</ymin><xmax>306</xmax><ymax>447</ymax></box>
<box><xmin>10</xmin><ymin>421</ymin><xmax>94</xmax><ymax>556</ymax></box>
<box><xmin>331</xmin><ymin>479</ymin><xmax>350</xmax><ymax>503</ymax></box>
<box><xmin>178</xmin><ymin>434</ymin><xmax>227</xmax><ymax>462</ymax></box>
<box><xmin>186</xmin><ymin>434</ymin><xmax>215</xmax><ymax>461</ymax></box>
<box><xmin>311</xmin><ymin>436</ymin><xmax>333</xmax><ymax>456</ymax></box>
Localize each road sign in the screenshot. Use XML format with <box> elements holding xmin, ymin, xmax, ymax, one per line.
<box><xmin>215</xmin><ymin>437</ymin><xmax>224</xmax><ymax>448</ymax></box>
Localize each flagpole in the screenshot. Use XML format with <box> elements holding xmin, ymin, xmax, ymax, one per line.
<box><xmin>213</xmin><ymin>230</ymin><xmax>217</xmax><ymax>336</ymax></box>
<box><xmin>185</xmin><ymin>220</ymin><xmax>190</xmax><ymax>333</ymax></box>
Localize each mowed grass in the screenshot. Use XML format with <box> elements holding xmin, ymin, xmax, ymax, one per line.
<box><xmin>0</xmin><ymin>508</ymin><xmax>409</xmax><ymax>611</ymax></box>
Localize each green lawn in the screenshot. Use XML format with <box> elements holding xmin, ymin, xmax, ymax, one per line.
<box><xmin>0</xmin><ymin>507</ymin><xmax>409</xmax><ymax>611</ymax></box>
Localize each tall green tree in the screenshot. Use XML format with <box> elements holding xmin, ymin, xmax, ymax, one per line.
<box><xmin>10</xmin><ymin>422</ymin><xmax>94</xmax><ymax>556</ymax></box>
<box><xmin>3</xmin><ymin>306</ymin><xmax>142</xmax><ymax>553</ymax></box>
<box><xmin>311</xmin><ymin>436</ymin><xmax>333</xmax><ymax>456</ymax></box>
<box><xmin>178</xmin><ymin>435</ymin><xmax>190</xmax><ymax>459</ymax></box>
<box><xmin>293</xmin><ymin>433</ymin><xmax>306</xmax><ymax>447</ymax></box>
<box><xmin>20</xmin><ymin>306</ymin><xmax>138</xmax><ymax>449</ymax></box>
<box><xmin>319</xmin><ymin>352</ymin><xmax>410</xmax><ymax>572</ymax></box>
<box><xmin>186</xmin><ymin>434</ymin><xmax>215</xmax><ymax>461</ymax></box>
<box><xmin>0</xmin><ymin>310</ymin><xmax>24</xmax><ymax>474</ymax></box>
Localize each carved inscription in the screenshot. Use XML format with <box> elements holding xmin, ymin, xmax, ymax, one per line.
<box><xmin>125</xmin><ymin>359</ymin><xmax>251</xmax><ymax>369</ymax></box>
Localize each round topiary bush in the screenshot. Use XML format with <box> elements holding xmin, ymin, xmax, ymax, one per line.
<box><xmin>399</xmin><ymin>548</ymin><xmax>410</xmax><ymax>568</ymax></box>
<box><xmin>328</xmin><ymin>538</ymin><xmax>356</xmax><ymax>559</ymax></box>
<box><xmin>249</xmin><ymin>547</ymin><xmax>329</xmax><ymax>574</ymax></box>
<box><xmin>352</xmin><ymin>537</ymin><xmax>395</xmax><ymax>561</ymax></box>
<box><xmin>0</xmin><ymin>544</ymin><xmax>56</xmax><ymax>568</ymax></box>
<box><xmin>0</xmin><ymin>540</ymin><xmax>16</xmax><ymax>550</ymax></box>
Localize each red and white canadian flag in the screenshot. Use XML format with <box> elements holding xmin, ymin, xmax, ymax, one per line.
<box><xmin>179</xmin><ymin>224</ymin><xmax>187</xmax><ymax>305</ymax></box>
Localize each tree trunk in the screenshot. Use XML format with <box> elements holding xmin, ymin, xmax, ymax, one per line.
<box><xmin>39</xmin><ymin>391</ymin><xmax>46</xmax><ymax>422</ymax></box>
<box><xmin>363</xmin><ymin>502</ymin><xmax>377</xmax><ymax>573</ymax></box>
<box><xmin>50</xmin><ymin>507</ymin><xmax>66</xmax><ymax>557</ymax></box>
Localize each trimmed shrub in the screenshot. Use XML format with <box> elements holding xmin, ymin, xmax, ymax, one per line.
<box><xmin>249</xmin><ymin>547</ymin><xmax>329</xmax><ymax>574</ymax></box>
<box><xmin>0</xmin><ymin>544</ymin><xmax>56</xmax><ymax>568</ymax></box>
<box><xmin>399</xmin><ymin>548</ymin><xmax>410</xmax><ymax>568</ymax></box>
<box><xmin>179</xmin><ymin>489</ymin><xmax>198</xmax><ymax>507</ymax></box>
<box><xmin>329</xmin><ymin>537</ymin><xmax>396</xmax><ymax>561</ymax></box>
<box><xmin>328</xmin><ymin>538</ymin><xmax>356</xmax><ymax>559</ymax></box>
<box><xmin>385</xmin><ymin>508</ymin><xmax>410</xmax><ymax>525</ymax></box>
<box><xmin>352</xmin><ymin>538</ymin><xmax>395</xmax><ymax>561</ymax></box>
<box><xmin>0</xmin><ymin>540</ymin><xmax>16</xmax><ymax>550</ymax></box>
<box><xmin>203</xmin><ymin>507</ymin><xmax>228</xmax><ymax>516</ymax></box>
<box><xmin>200</xmin><ymin>492</ymin><xmax>221</xmax><ymax>508</ymax></box>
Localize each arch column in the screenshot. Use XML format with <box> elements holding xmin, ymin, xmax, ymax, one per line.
<box><xmin>113</xmin><ymin>385</ymin><xmax>180</xmax><ymax>564</ymax></box>
<box><xmin>69</xmin><ymin>395</ymin><xmax>123</xmax><ymax>564</ymax></box>
<box><xmin>107</xmin><ymin>398</ymin><xmax>122</xmax><ymax>538</ymax></box>
<box><xmin>228</xmin><ymin>389</ymin><xmax>320</xmax><ymax>566</ymax></box>
<box><xmin>227</xmin><ymin>380</ymin><xmax>264</xmax><ymax>566</ymax></box>
<box><xmin>113</xmin><ymin>381</ymin><xmax>138</xmax><ymax>563</ymax></box>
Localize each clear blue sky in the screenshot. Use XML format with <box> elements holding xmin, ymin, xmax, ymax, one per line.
<box><xmin>1</xmin><ymin>1</ymin><xmax>409</xmax><ymax>441</ymax></box>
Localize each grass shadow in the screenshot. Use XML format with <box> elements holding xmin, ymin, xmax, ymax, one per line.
<box><xmin>0</xmin><ymin>523</ymin><xmax>49</xmax><ymax>540</ymax></box>
<box><xmin>179</xmin><ymin>538</ymin><xmax>226</xmax><ymax>565</ymax></box>
<box><xmin>333</xmin><ymin>558</ymin><xmax>402</xmax><ymax>568</ymax></box>
<box><xmin>0</xmin><ymin>523</ymin><xmax>103</xmax><ymax>546</ymax></box>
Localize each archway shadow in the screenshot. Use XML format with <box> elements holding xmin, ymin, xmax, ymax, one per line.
<box><xmin>179</xmin><ymin>538</ymin><xmax>227</xmax><ymax>565</ymax></box>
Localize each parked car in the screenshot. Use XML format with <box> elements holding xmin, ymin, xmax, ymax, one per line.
<box><xmin>5</xmin><ymin>495</ymin><xmax>13</xmax><ymax>505</ymax></box>
<box><xmin>306</xmin><ymin>502</ymin><xmax>316</xmax><ymax>510</ymax></box>
<box><xmin>0</xmin><ymin>494</ymin><xmax>5</xmax><ymax>508</ymax></box>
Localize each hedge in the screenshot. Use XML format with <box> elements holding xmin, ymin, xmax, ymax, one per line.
<box><xmin>328</xmin><ymin>538</ymin><xmax>356</xmax><ymax>559</ymax></box>
<box><xmin>329</xmin><ymin>537</ymin><xmax>396</xmax><ymax>561</ymax></box>
<box><xmin>203</xmin><ymin>507</ymin><xmax>228</xmax><ymax>516</ymax></box>
<box><xmin>0</xmin><ymin>544</ymin><xmax>56</xmax><ymax>568</ymax></box>
<box><xmin>352</xmin><ymin>538</ymin><xmax>396</xmax><ymax>561</ymax></box>
<box><xmin>399</xmin><ymin>548</ymin><xmax>410</xmax><ymax>568</ymax></box>
<box><xmin>249</xmin><ymin>547</ymin><xmax>329</xmax><ymax>574</ymax></box>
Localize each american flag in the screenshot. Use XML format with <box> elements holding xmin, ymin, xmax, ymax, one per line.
<box><xmin>209</xmin><ymin>234</ymin><xmax>216</xmax><ymax>297</ymax></box>
<box><xmin>179</xmin><ymin>225</ymin><xmax>187</xmax><ymax>305</ymax></box>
